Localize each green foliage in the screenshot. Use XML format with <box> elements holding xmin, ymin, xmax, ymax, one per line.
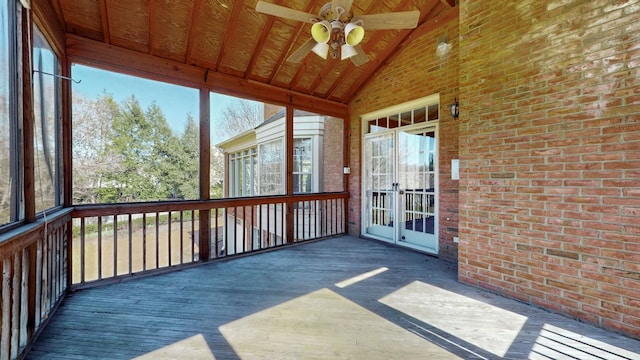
<box><xmin>78</xmin><ymin>95</ymin><xmax>201</xmax><ymax>203</ymax></box>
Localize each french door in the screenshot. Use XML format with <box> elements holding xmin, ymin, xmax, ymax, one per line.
<box><xmin>363</xmin><ymin>125</ymin><xmax>438</xmax><ymax>254</ymax></box>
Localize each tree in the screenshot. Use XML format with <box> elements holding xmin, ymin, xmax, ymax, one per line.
<box><xmin>218</xmin><ymin>100</ymin><xmax>262</xmax><ymax>139</ymax></box>
<box><xmin>72</xmin><ymin>93</ymin><xmax>120</xmax><ymax>204</ymax></box>
<box><xmin>99</xmin><ymin>96</ymin><xmax>172</xmax><ymax>202</ymax></box>
<box><xmin>159</xmin><ymin>113</ymin><xmax>199</xmax><ymax>200</ymax></box>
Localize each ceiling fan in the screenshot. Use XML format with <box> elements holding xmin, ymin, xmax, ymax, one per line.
<box><xmin>255</xmin><ymin>1</ymin><xmax>420</xmax><ymax>66</ymax></box>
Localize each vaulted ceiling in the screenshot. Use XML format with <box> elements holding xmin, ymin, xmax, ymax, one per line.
<box><xmin>49</xmin><ymin>0</ymin><xmax>458</xmax><ymax>105</ymax></box>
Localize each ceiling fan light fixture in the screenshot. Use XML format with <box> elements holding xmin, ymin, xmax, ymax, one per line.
<box><xmin>344</xmin><ymin>22</ymin><xmax>364</xmax><ymax>46</ymax></box>
<box><xmin>312</xmin><ymin>42</ymin><xmax>330</xmax><ymax>59</ymax></box>
<box><xmin>311</xmin><ymin>21</ymin><xmax>332</xmax><ymax>43</ymax></box>
<box><xmin>341</xmin><ymin>44</ymin><xmax>358</xmax><ymax>60</ymax></box>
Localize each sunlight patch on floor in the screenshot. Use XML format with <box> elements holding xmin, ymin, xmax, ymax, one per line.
<box><xmin>134</xmin><ymin>334</ymin><xmax>216</xmax><ymax>360</ymax></box>
<box><xmin>530</xmin><ymin>324</ymin><xmax>640</xmax><ymax>360</ymax></box>
<box><xmin>379</xmin><ymin>281</ymin><xmax>528</xmax><ymax>357</ymax></box>
<box><xmin>335</xmin><ymin>267</ymin><xmax>389</xmax><ymax>288</ymax></box>
<box><xmin>219</xmin><ymin>288</ymin><xmax>461</xmax><ymax>359</ymax></box>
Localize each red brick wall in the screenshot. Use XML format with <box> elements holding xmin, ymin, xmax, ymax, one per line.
<box><xmin>323</xmin><ymin>116</ymin><xmax>344</xmax><ymax>192</ymax></box>
<box><xmin>458</xmin><ymin>0</ymin><xmax>640</xmax><ymax>338</ymax></box>
<box><xmin>348</xmin><ymin>19</ymin><xmax>460</xmax><ymax>262</ymax></box>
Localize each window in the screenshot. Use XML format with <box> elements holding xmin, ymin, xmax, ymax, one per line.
<box><xmin>229</xmin><ymin>147</ymin><xmax>257</xmax><ymax>197</ymax></box>
<box><xmin>367</xmin><ymin>103</ymin><xmax>439</xmax><ymax>134</ymax></box>
<box><xmin>292</xmin><ymin>109</ymin><xmax>345</xmax><ymax>192</ymax></box>
<box><xmin>71</xmin><ymin>65</ymin><xmax>199</xmax><ymax>204</ymax></box>
<box><xmin>259</xmin><ymin>139</ymin><xmax>283</xmax><ymax>195</ymax></box>
<box><xmin>33</xmin><ymin>24</ymin><xmax>62</xmax><ymax>213</ymax></box>
<box><xmin>293</xmin><ymin>138</ymin><xmax>312</xmax><ymax>193</ymax></box>
<box><xmin>0</xmin><ymin>0</ymin><xmax>20</xmax><ymax>226</ymax></box>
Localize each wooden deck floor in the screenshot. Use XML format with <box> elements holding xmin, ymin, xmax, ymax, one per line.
<box><xmin>27</xmin><ymin>236</ymin><xmax>640</xmax><ymax>360</ymax></box>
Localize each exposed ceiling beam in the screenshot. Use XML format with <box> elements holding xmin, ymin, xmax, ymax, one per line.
<box><xmin>184</xmin><ymin>0</ymin><xmax>202</xmax><ymax>65</ymax></box>
<box><xmin>32</xmin><ymin>0</ymin><xmax>66</xmax><ymax>55</ymax></box>
<box><xmin>346</xmin><ymin>4</ymin><xmax>458</xmax><ymax>103</ymax></box>
<box><xmin>66</xmin><ymin>35</ymin><xmax>349</xmax><ymax>118</ymax></box>
<box><xmin>215</xmin><ymin>1</ymin><xmax>243</xmax><ymax>72</ymax></box>
<box><xmin>269</xmin><ymin>2</ymin><xmax>316</xmax><ymax>85</ymax></box>
<box><xmin>51</xmin><ymin>0</ymin><xmax>66</xmax><ymax>31</ymax></box>
<box><xmin>245</xmin><ymin>0</ymin><xmax>282</xmax><ymax>79</ymax></box>
<box><xmin>98</xmin><ymin>0</ymin><xmax>110</xmax><ymax>44</ymax></box>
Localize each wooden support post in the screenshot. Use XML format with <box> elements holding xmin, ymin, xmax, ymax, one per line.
<box><xmin>285</xmin><ymin>106</ymin><xmax>294</xmax><ymax>243</ymax></box>
<box><xmin>199</xmin><ymin>88</ymin><xmax>211</xmax><ymax>261</ymax></box>
<box><xmin>62</xmin><ymin>58</ymin><xmax>72</xmax><ymax>208</ymax></box>
<box><xmin>22</xmin><ymin>5</ymin><xmax>35</xmax><ymax>223</ymax></box>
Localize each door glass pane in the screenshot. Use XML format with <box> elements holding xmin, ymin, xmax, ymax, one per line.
<box><xmin>364</xmin><ymin>134</ymin><xmax>394</xmax><ymax>239</ymax></box>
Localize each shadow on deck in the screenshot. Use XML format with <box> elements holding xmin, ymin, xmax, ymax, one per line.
<box><xmin>27</xmin><ymin>236</ymin><xmax>640</xmax><ymax>359</ymax></box>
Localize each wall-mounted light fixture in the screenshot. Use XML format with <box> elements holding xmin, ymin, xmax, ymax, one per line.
<box><xmin>450</xmin><ymin>97</ymin><xmax>459</xmax><ymax>119</ymax></box>
<box><xmin>436</xmin><ymin>35</ymin><xmax>451</xmax><ymax>57</ymax></box>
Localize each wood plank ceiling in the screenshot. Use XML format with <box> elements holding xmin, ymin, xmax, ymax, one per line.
<box><xmin>51</xmin><ymin>0</ymin><xmax>457</xmax><ymax>105</ymax></box>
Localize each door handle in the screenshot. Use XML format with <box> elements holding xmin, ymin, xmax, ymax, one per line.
<box><xmin>399</xmin><ymin>190</ymin><xmax>404</xmax><ymax>195</ymax></box>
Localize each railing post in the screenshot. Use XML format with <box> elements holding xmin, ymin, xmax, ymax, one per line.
<box><xmin>199</xmin><ymin>211</ymin><xmax>211</xmax><ymax>261</ymax></box>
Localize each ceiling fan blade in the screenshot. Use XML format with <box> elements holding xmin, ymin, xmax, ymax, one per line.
<box><xmin>256</xmin><ymin>1</ymin><xmax>319</xmax><ymax>24</ymax></box>
<box><xmin>287</xmin><ymin>38</ymin><xmax>317</xmax><ymax>63</ymax></box>
<box><xmin>332</xmin><ymin>0</ymin><xmax>353</xmax><ymax>16</ymax></box>
<box><xmin>350</xmin><ymin>45</ymin><xmax>369</xmax><ymax>67</ymax></box>
<box><xmin>354</xmin><ymin>10</ymin><xmax>420</xmax><ymax>30</ymax></box>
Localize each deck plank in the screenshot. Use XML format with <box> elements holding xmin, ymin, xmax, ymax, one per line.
<box><xmin>26</xmin><ymin>236</ymin><xmax>640</xmax><ymax>359</ymax></box>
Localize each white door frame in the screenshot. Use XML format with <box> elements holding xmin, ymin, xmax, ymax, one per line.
<box><xmin>360</xmin><ymin>95</ymin><xmax>440</xmax><ymax>254</ymax></box>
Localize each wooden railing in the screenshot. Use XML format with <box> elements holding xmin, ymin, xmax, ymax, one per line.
<box><xmin>70</xmin><ymin>192</ymin><xmax>347</xmax><ymax>289</ymax></box>
<box><xmin>0</xmin><ymin>192</ymin><xmax>346</xmax><ymax>359</ymax></box>
<box><xmin>0</xmin><ymin>209</ymin><xmax>71</xmax><ymax>360</ymax></box>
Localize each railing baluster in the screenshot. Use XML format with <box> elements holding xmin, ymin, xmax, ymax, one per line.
<box><xmin>2</xmin><ymin>255</ymin><xmax>13</xmax><ymax>360</ymax></box>
<box><xmin>142</xmin><ymin>213</ymin><xmax>147</xmax><ymax>272</ymax></box>
<box><xmin>250</xmin><ymin>205</ymin><xmax>255</xmax><ymax>251</ymax></box>
<box><xmin>20</xmin><ymin>247</ymin><xmax>29</xmax><ymax>350</ymax></box>
<box><xmin>179</xmin><ymin>211</ymin><xmax>184</xmax><ymax>265</ymax></box>
<box><xmin>242</xmin><ymin>206</ymin><xmax>246</xmax><ymax>254</ymax></box>
<box><xmin>191</xmin><ymin>210</ymin><xmax>200</xmax><ymax>262</ymax></box>
<box><xmin>80</xmin><ymin>218</ymin><xmax>85</xmax><ymax>284</ymax></box>
<box><xmin>168</xmin><ymin>211</ymin><xmax>172</xmax><ymax>267</ymax></box>
<box><xmin>97</xmin><ymin>217</ymin><xmax>102</xmax><ymax>280</ymax></box>
<box><xmin>113</xmin><ymin>215</ymin><xmax>118</xmax><ymax>277</ymax></box>
<box><xmin>128</xmin><ymin>214</ymin><xmax>132</xmax><ymax>275</ymax></box>
<box><xmin>10</xmin><ymin>251</ymin><xmax>20</xmax><ymax>359</ymax></box>
<box><xmin>155</xmin><ymin>212</ymin><xmax>160</xmax><ymax>269</ymax></box>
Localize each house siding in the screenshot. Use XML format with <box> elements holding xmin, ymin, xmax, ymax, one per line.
<box><xmin>458</xmin><ymin>0</ymin><xmax>640</xmax><ymax>338</ymax></box>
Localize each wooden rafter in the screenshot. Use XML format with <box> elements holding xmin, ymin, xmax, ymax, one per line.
<box><xmin>52</xmin><ymin>0</ymin><xmax>66</xmax><ymax>31</ymax></box>
<box><xmin>244</xmin><ymin>0</ymin><xmax>285</xmax><ymax>79</ymax></box>
<box><xmin>215</xmin><ymin>1</ymin><xmax>243</xmax><ymax>72</ymax></box>
<box><xmin>268</xmin><ymin>2</ymin><xmax>316</xmax><ymax>85</ymax></box>
<box><xmin>184</xmin><ymin>0</ymin><xmax>202</xmax><ymax>65</ymax></box>
<box><xmin>98</xmin><ymin>0</ymin><xmax>110</xmax><ymax>44</ymax></box>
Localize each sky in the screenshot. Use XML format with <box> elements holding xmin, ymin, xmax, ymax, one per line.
<box><xmin>71</xmin><ymin>64</ymin><xmax>254</xmax><ymax>143</ymax></box>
